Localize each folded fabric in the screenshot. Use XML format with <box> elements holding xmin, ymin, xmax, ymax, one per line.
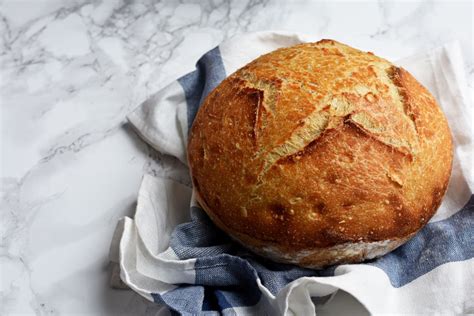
<box><xmin>110</xmin><ymin>32</ymin><xmax>474</xmax><ymax>315</ymax></box>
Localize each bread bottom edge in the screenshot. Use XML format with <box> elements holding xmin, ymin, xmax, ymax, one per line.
<box><xmin>193</xmin><ymin>188</ymin><xmax>414</xmax><ymax>269</ymax></box>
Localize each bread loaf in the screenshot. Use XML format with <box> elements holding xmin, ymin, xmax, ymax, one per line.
<box><xmin>187</xmin><ymin>39</ymin><xmax>453</xmax><ymax>268</ymax></box>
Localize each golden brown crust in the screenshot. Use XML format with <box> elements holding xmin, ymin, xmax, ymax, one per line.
<box><xmin>187</xmin><ymin>39</ymin><xmax>453</xmax><ymax>268</ymax></box>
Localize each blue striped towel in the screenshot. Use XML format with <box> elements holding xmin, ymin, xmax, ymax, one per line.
<box><xmin>110</xmin><ymin>32</ymin><xmax>474</xmax><ymax>315</ymax></box>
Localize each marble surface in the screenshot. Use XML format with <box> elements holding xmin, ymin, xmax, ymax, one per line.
<box><xmin>1</xmin><ymin>0</ymin><xmax>472</xmax><ymax>315</ymax></box>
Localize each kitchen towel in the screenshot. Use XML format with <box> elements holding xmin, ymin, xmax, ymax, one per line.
<box><xmin>109</xmin><ymin>32</ymin><xmax>474</xmax><ymax>315</ymax></box>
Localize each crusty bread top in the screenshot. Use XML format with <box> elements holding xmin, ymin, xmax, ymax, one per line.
<box><xmin>187</xmin><ymin>39</ymin><xmax>453</xmax><ymax>252</ymax></box>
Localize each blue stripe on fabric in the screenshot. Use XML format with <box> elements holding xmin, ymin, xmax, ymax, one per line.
<box><xmin>368</xmin><ymin>194</ymin><xmax>474</xmax><ymax>287</ymax></box>
<box><xmin>202</xmin><ymin>286</ymin><xmax>225</xmax><ymax>312</ymax></box>
<box><xmin>194</xmin><ymin>254</ymin><xmax>262</xmax><ymax>307</ymax></box>
<box><xmin>151</xmin><ymin>286</ymin><xmax>204</xmax><ymax>315</ymax></box>
<box><xmin>170</xmin><ymin>206</ymin><xmax>236</xmax><ymax>259</ymax></box>
<box><xmin>177</xmin><ymin>46</ymin><xmax>226</xmax><ymax>131</ymax></box>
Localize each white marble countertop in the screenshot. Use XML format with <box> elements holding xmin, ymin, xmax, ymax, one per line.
<box><xmin>1</xmin><ymin>1</ymin><xmax>472</xmax><ymax>315</ymax></box>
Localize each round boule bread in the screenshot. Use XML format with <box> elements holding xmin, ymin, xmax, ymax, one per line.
<box><xmin>187</xmin><ymin>39</ymin><xmax>453</xmax><ymax>269</ymax></box>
